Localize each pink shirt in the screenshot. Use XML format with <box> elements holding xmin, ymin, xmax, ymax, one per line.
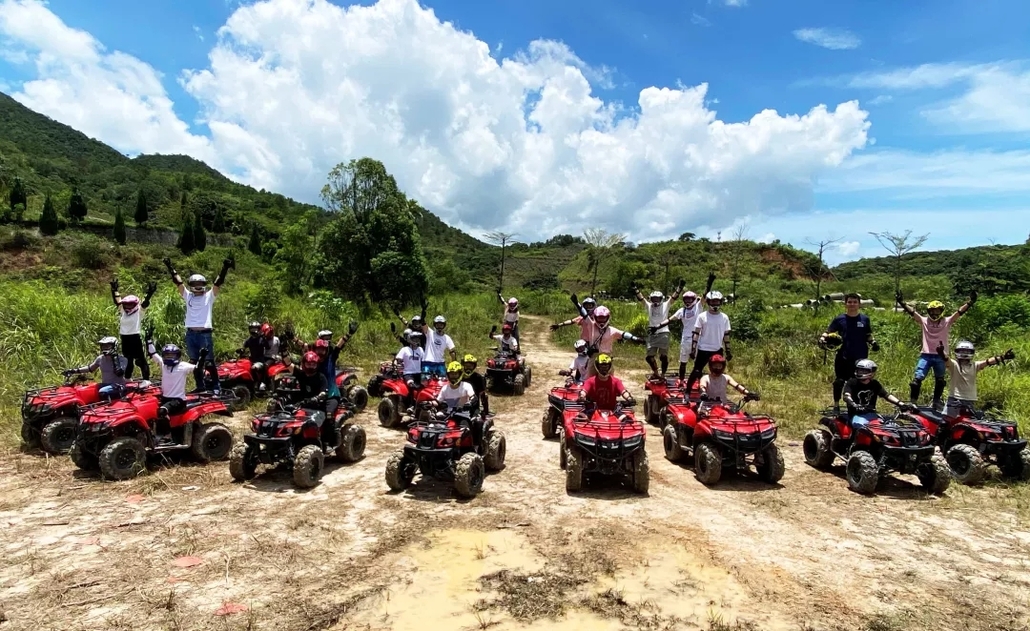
<box><xmin>584</xmin><ymin>324</ymin><xmax>625</xmax><ymax>354</ymax></box>
<box><xmin>575</xmin><ymin>316</ymin><xmax>594</xmax><ymax>341</ymax></box>
<box><xmin>913</xmin><ymin>313</ymin><xmax>956</xmax><ymax>354</ymax></box>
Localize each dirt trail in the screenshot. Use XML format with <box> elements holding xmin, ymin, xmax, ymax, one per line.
<box><xmin>0</xmin><ymin>315</ymin><xmax>1028</xmax><ymax>630</ymax></box>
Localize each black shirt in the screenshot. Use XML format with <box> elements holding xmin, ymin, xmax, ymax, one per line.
<box><xmin>290</xmin><ymin>366</ymin><xmax>329</xmax><ymax>399</ymax></box>
<box><xmin>242</xmin><ymin>336</ymin><xmax>267</xmax><ymax>362</ymax></box>
<box><xmin>464</xmin><ymin>371</ymin><xmax>487</xmax><ymax>395</ymax></box>
<box><xmin>828</xmin><ymin>313</ymin><xmax>872</xmax><ymax>360</ymax></box>
<box><xmin>843</xmin><ymin>378</ymin><xmax>890</xmax><ymax>413</ymax></box>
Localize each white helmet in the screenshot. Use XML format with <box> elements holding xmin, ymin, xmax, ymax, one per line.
<box><xmin>706</xmin><ymin>290</ymin><xmax>724</xmax><ymax>311</ymax></box>
<box><xmin>318</xmin><ymin>329</ymin><xmax>333</xmax><ymax>340</ymax></box>
<box><xmin>649</xmin><ymin>290</ymin><xmax>664</xmax><ymax>303</ymax></box>
<box><xmin>954</xmin><ymin>340</ymin><xmax>975</xmax><ymax>360</ymax></box>
<box><xmin>187</xmin><ymin>273</ymin><xmax>208</xmax><ymax>295</ymax></box>
<box><xmin>507</xmin><ymin>297</ymin><xmax>519</xmax><ymax>308</ymax></box>
<box><xmin>854</xmin><ymin>359</ymin><xmax>877</xmax><ymax>379</ymax></box>
<box><xmin>574</xmin><ymin>339</ymin><xmax>588</xmax><ymax>354</ymax></box>
<box><xmin>433</xmin><ymin>315</ymin><xmax>447</xmax><ymax>328</ymax></box>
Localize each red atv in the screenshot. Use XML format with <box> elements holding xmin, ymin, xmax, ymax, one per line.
<box><xmin>643</xmin><ymin>376</ymin><xmax>699</xmax><ymax>427</ymax></box>
<box><xmin>376</xmin><ymin>374</ymin><xmax>444</xmax><ymax>428</ymax></box>
<box><xmin>335</xmin><ymin>365</ymin><xmax>369</xmax><ymax>413</ymax></box>
<box><xmin>230</xmin><ymin>376</ymin><xmax>367</xmax><ymax>488</ymax></box>
<box><xmin>72</xmin><ymin>388</ymin><xmax>235</xmax><ymax>481</ymax></box>
<box><xmin>662</xmin><ymin>394</ymin><xmax>783</xmax><ymax>486</ymax></box>
<box><xmin>803</xmin><ymin>409</ymin><xmax>950</xmax><ymax>495</ymax></box>
<box><xmin>217</xmin><ymin>357</ymin><xmax>289</xmax><ymax>411</ymax></box>
<box><xmin>385</xmin><ymin>402</ymin><xmax>506</xmax><ymax>498</ymax></box>
<box><xmin>907</xmin><ymin>405</ymin><xmax>1030</xmax><ymax>485</ymax></box>
<box><xmin>541</xmin><ymin>376</ymin><xmax>583</xmax><ymax>439</ymax></box>
<box><xmin>559</xmin><ymin>400</ymin><xmax>648</xmax><ymax>494</ymax></box>
<box><xmin>20</xmin><ymin>374</ymin><xmax>131</xmax><ymax>454</ymax></box>
<box><xmin>486</xmin><ymin>348</ymin><xmax>532</xmax><ymax>396</ymax></box>
<box><xmin>365</xmin><ymin>360</ymin><xmax>397</xmax><ymax>398</ymax></box>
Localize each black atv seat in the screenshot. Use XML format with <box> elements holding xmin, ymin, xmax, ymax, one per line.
<box><xmin>917</xmin><ymin>406</ymin><xmax>944</xmax><ymax>424</ymax></box>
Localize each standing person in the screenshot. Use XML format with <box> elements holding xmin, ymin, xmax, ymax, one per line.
<box><xmin>582</xmin><ymin>306</ymin><xmax>646</xmax><ymax>377</ymax></box>
<box><xmin>550</xmin><ymin>295</ymin><xmax>597</xmax><ymax>341</ymax></box>
<box><xmin>937</xmin><ymin>340</ymin><xmax>1015</xmax><ymax>418</ymax></box>
<box><xmin>634</xmin><ymin>280</ymin><xmax>684</xmax><ymax>379</ymax></box>
<box><xmin>498</xmin><ymin>293</ymin><xmax>521</xmax><ymax>343</ymax></box>
<box><xmin>460</xmin><ymin>354</ymin><xmax>489</xmax><ymax>418</ymax></box>
<box><xmin>896</xmin><ymin>290</ymin><xmax>977</xmax><ymax>410</ymax></box>
<box><xmin>685</xmin><ymin>291</ymin><xmax>733</xmax><ymax>395</ymax></box>
<box><xmin>651</xmin><ymin>273</ymin><xmax>715</xmax><ymax>380</ymax></box>
<box><xmin>419</xmin><ymin>316</ymin><xmax>457</xmax><ymax>377</ymax></box>
<box><xmin>820</xmin><ymin>293</ymin><xmax>879</xmax><ymax>414</ymax></box>
<box><xmin>162</xmin><ymin>256</ymin><xmax>234</xmax><ymax>393</ymax></box>
<box><xmin>110</xmin><ymin>279</ymin><xmax>157</xmax><ymax>381</ymax></box>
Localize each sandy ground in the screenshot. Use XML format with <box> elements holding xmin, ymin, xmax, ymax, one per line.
<box><xmin>1</xmin><ymin>316</ymin><xmax>1029</xmax><ymax>631</ymax></box>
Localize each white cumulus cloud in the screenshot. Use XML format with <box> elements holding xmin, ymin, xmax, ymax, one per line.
<box><xmin>0</xmin><ymin>0</ymin><xmax>871</xmax><ymax>242</ymax></box>
<box><xmin>793</xmin><ymin>27</ymin><xmax>861</xmax><ymax>50</ymax></box>
<box><xmin>836</xmin><ymin>241</ymin><xmax>860</xmax><ymax>256</ymax></box>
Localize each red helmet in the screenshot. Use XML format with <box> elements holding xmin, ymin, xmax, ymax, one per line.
<box><xmin>260</xmin><ymin>323</ymin><xmax>273</xmax><ymax>338</ymax></box>
<box><xmin>502</xmin><ymin>323</ymin><xmax>513</xmax><ymax>333</ymax></box>
<box><xmin>314</xmin><ymin>338</ymin><xmax>330</xmax><ymax>355</ymax></box>
<box><xmin>301</xmin><ymin>351</ymin><xmax>319</xmax><ymax>374</ymax></box>
<box><xmin>709</xmin><ymin>354</ymin><xmax>726</xmax><ymax>373</ymax></box>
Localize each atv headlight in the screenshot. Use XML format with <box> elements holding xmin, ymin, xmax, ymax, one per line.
<box><xmin>623</xmin><ymin>436</ymin><xmax>642</xmax><ymax>448</ymax></box>
<box><xmin>761</xmin><ymin>428</ymin><xmax>776</xmax><ymax>439</ymax></box>
<box><xmin>575</xmin><ymin>434</ymin><xmax>595</xmax><ymax>446</ymax></box>
<box><xmin>713</xmin><ymin>429</ymin><xmax>734</xmax><ymax>440</ymax></box>
<box><xmin>438</xmin><ymin>437</ymin><xmax>456</xmax><ymax>448</ymax></box>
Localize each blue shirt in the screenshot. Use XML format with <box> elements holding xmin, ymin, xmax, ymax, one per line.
<box><xmin>828</xmin><ymin>313</ymin><xmax>872</xmax><ymax>360</ymax></box>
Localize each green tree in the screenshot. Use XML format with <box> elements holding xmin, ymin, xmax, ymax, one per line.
<box><xmin>67</xmin><ymin>188</ymin><xmax>88</xmax><ymax>222</ymax></box>
<box><xmin>212</xmin><ymin>207</ymin><xmax>226</xmax><ymax>233</ymax></box>
<box><xmin>274</xmin><ymin>219</ymin><xmax>313</xmax><ymax>295</ymax></box>
<box><xmin>8</xmin><ymin>177</ymin><xmax>27</xmax><ymax>220</ymax></box>
<box><xmin>134</xmin><ymin>189</ymin><xmax>148</xmax><ymax>226</ymax></box>
<box><xmin>193</xmin><ymin>210</ymin><xmax>207</xmax><ymax>252</ymax></box>
<box><xmin>39</xmin><ymin>193</ymin><xmax>60</xmax><ymax>235</ymax></box>
<box><xmin>113</xmin><ymin>208</ymin><xmax>127</xmax><ymax>245</ymax></box>
<box><xmin>316</xmin><ymin>158</ymin><xmax>429</xmax><ymax>305</ymax></box>
<box><xmin>11</xmin><ymin>203</ymin><xmax>25</xmax><ymax>222</ymax></box>
<box><xmin>178</xmin><ymin>212</ymin><xmax>196</xmax><ymax>254</ymax></box>
<box><xmin>248</xmin><ymin>224</ymin><xmax>263</xmax><ymax>255</ymax></box>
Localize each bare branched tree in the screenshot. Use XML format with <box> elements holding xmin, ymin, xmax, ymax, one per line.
<box><xmin>485</xmin><ymin>231</ymin><xmax>518</xmax><ymax>291</ymax></box>
<box><xmin>729</xmin><ymin>222</ymin><xmax>750</xmax><ymax>299</ymax></box>
<box><xmin>869</xmin><ymin>230</ymin><xmax>929</xmax><ymax>295</ymax></box>
<box><xmin>804</xmin><ymin>236</ymin><xmax>842</xmax><ymax>310</ymax></box>
<box><xmin>583</xmin><ymin>228</ymin><xmax>626</xmax><ymax>296</ymax></box>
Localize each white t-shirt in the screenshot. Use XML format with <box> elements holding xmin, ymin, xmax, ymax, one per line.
<box><xmin>503</xmin><ymin>310</ymin><xmax>519</xmax><ymax>325</ymax></box>
<box><xmin>671</xmin><ymin>303</ymin><xmax>701</xmax><ymax>343</ymax></box>
<box><xmin>569</xmin><ymin>354</ymin><xmax>589</xmax><ymax>377</ymax></box>
<box><xmin>118</xmin><ymin>306</ymin><xmax>146</xmax><ymax>336</ymax></box>
<box><xmin>150</xmin><ymin>353</ymin><xmax>197</xmax><ymax>400</ymax></box>
<box><xmin>396</xmin><ymin>346</ymin><xmax>425</xmax><ymax>375</ymax></box>
<box><xmin>700</xmin><ymin>373</ymin><xmax>740</xmax><ymax>401</ymax></box>
<box><xmin>437</xmin><ymin>381</ymin><xmax>475</xmax><ymax>410</ymax></box>
<box><xmin>493</xmin><ymin>334</ymin><xmax>519</xmax><ymax>353</ymax></box>
<box><xmin>646</xmin><ymin>299</ymin><xmax>673</xmax><ymax>334</ymax></box>
<box><xmin>180</xmin><ymin>287</ymin><xmax>218</xmax><ymax>329</ymax></box>
<box><xmin>693</xmin><ymin>311</ymin><xmax>731</xmax><ymax>352</ymax></box>
<box><xmin>425</xmin><ymin>329</ymin><xmax>455</xmax><ymax>363</ymax></box>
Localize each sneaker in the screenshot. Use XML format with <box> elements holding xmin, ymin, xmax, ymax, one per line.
<box><xmin>258</xmin><ymin>383</ymin><xmax>267</xmax><ymax>392</ymax></box>
<box><xmin>932</xmin><ymin>399</ymin><xmax>944</xmax><ymax>412</ymax></box>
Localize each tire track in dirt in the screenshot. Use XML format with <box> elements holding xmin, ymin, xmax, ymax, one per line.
<box><xmin>0</xmin><ymin>316</ymin><xmax>1027</xmax><ymax>630</ymax></box>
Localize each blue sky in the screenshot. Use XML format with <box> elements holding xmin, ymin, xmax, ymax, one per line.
<box><xmin>2</xmin><ymin>0</ymin><xmax>1029</xmax><ymax>263</ymax></box>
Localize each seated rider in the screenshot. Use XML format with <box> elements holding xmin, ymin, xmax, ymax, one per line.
<box><xmin>578</xmin><ymin>354</ymin><xmax>635</xmax><ymax>412</ymax></box>
<box><xmin>64</xmin><ymin>336</ymin><xmax>129</xmax><ymax>401</ymax></box>
<box><xmin>559</xmin><ymin>340</ymin><xmax>590</xmax><ymax>383</ymax></box>
<box><xmin>698</xmin><ymin>354</ymin><xmax>757</xmax><ymax>402</ymax></box>
<box><xmin>146</xmin><ymin>334</ymin><xmax>209</xmax><ymax>442</ymax></box>
<box><xmin>489</xmin><ymin>323</ymin><xmax>520</xmax><ymax>356</ymax></box>
<box><xmin>395</xmin><ymin>330</ymin><xmax>427</xmax><ymax>390</ymax></box>
<box><xmin>284</xmin><ymin>351</ymin><xmax>338</xmax><ymax>445</ymax></box>
<box><xmin>937</xmin><ymin>340</ymin><xmax>1015</xmax><ymax>418</ymax></box>
<box><xmin>239</xmin><ymin>321</ymin><xmax>270</xmax><ymax>384</ymax></box>
<box><xmin>461</xmin><ymin>354</ymin><xmax>489</xmax><ymax>417</ymax></box>
<box><xmin>434</xmin><ymin>362</ymin><xmax>476</xmax><ymax>412</ymax></box>
<box><xmin>842</xmin><ymin>359</ymin><xmax>915</xmax><ymax>426</ymax></box>
<box><xmin>311</xmin><ymin>321</ymin><xmax>358</xmax><ymax>410</ymax></box>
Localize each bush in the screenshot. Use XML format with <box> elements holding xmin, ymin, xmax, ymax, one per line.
<box><xmin>71</xmin><ymin>234</ymin><xmax>113</xmax><ymax>270</ymax></box>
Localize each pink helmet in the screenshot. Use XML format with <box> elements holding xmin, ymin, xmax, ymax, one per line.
<box><xmin>507</xmin><ymin>297</ymin><xmax>519</xmax><ymax>308</ymax></box>
<box><xmin>593</xmin><ymin>306</ymin><xmax>611</xmax><ymax>327</ymax></box>
<box><xmin>121</xmin><ymin>295</ymin><xmax>140</xmax><ymax>313</ymax></box>
<box><xmin>683</xmin><ymin>291</ymin><xmax>697</xmax><ymax>302</ymax></box>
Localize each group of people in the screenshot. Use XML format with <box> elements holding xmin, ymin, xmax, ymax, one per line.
<box><xmin>820</xmin><ymin>290</ymin><xmax>1015</xmax><ymax>426</ymax></box>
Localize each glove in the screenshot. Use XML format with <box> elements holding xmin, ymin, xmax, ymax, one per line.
<box><xmin>648</xmin><ymin>326</ymin><xmax>658</xmax><ymax>335</ymax></box>
<box><xmin>936</xmin><ymin>341</ymin><xmax>945</xmax><ymax>354</ymax></box>
<box><xmin>110</xmin><ymin>279</ymin><xmax>119</xmax><ymax>292</ymax></box>
<box><xmin>197</xmin><ymin>348</ymin><xmax>209</xmax><ymax>363</ymax></box>
<box><xmin>689</xmin><ymin>350</ymin><xmax>697</xmax><ymax>360</ymax></box>
<box><xmin>62</xmin><ymin>369</ymin><xmax>75</xmax><ymax>377</ymax></box>
<box><xmin>223</xmin><ymin>256</ymin><xmax>236</xmax><ymax>270</ymax></box>
<box><xmin>146</xmin><ymin>281</ymin><xmax>158</xmax><ymax>297</ymax></box>
<box><xmin>1003</xmin><ymin>349</ymin><xmax>1016</xmax><ymax>361</ymax></box>
<box><xmin>162</xmin><ymin>257</ymin><xmax>173</xmax><ymax>270</ymax></box>
<box><xmin>490</xmin><ymin>325</ymin><xmax>497</xmax><ymax>336</ymax></box>
<box><xmin>969</xmin><ymin>289</ymin><xmax>978</xmax><ymax>304</ymax></box>
<box><xmin>748</xmin><ymin>391</ymin><xmax>761</xmax><ymax>401</ymax></box>
<box><xmin>623</xmin><ymin>396</ymin><xmax>637</xmax><ymax>407</ymax></box>
<box><xmin>348</xmin><ymin>321</ymin><xmax>359</xmax><ymax>335</ymax></box>
<box><xmin>558</xmin><ymin>370</ymin><xmax>570</xmax><ymax>376</ymax></box>
<box><xmin>706</xmin><ymin>272</ymin><xmax>716</xmax><ymax>287</ymax></box>
<box><xmin>895</xmin><ymin>290</ymin><xmax>903</xmax><ymax>305</ymax></box>
<box><xmin>901</xmin><ymin>403</ymin><xmax>918</xmax><ymax>413</ymax></box>
<box><xmin>677</xmin><ymin>278</ymin><xmax>685</xmax><ymax>288</ymax></box>
<box><xmin>870</xmin><ymin>340</ymin><xmax>880</xmax><ymax>352</ymax></box>
<box><xmin>634</xmin><ymin>337</ymin><xmax>646</xmax><ymax>345</ymax></box>
<box><xmin>143</xmin><ymin>323</ymin><xmax>155</xmax><ymax>344</ymax></box>
<box><xmin>390</xmin><ymin>322</ymin><xmax>397</xmax><ymax>333</ymax></box>
<box><xmin>549</xmin><ymin>323</ymin><xmax>560</xmax><ymax>331</ymax></box>
<box><xmin>725</xmin><ymin>349</ymin><xmax>733</xmax><ymax>362</ymax></box>
<box><xmin>570</xmin><ymin>293</ymin><xmax>578</xmax><ymax>305</ymax></box>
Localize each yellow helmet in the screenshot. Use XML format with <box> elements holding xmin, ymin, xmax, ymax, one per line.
<box><xmin>595</xmin><ymin>353</ymin><xmax>613</xmax><ymax>375</ymax></box>
<box><xmin>462</xmin><ymin>354</ymin><xmax>477</xmax><ymax>365</ymax></box>
<box><xmin>927</xmin><ymin>300</ymin><xmax>945</xmax><ymax>320</ymax></box>
<box><xmin>927</xmin><ymin>300</ymin><xmax>945</xmax><ymax>310</ymax></box>
<box><xmin>446</xmin><ymin>361</ymin><xmax>463</xmax><ymax>382</ymax></box>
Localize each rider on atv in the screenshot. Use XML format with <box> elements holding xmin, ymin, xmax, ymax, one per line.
<box><xmin>489</xmin><ymin>323</ymin><xmax>520</xmax><ymax>354</ymax></box>
<box><xmin>281</xmin><ymin>351</ymin><xmax>340</xmax><ymax>444</ymax></box>
<box><xmin>698</xmin><ymin>354</ymin><xmax>757</xmax><ymax>403</ymax></box>
<box><xmin>395</xmin><ymin>330</ymin><xmax>427</xmax><ymax>388</ymax></box>
<box><xmin>578</xmin><ymin>354</ymin><xmax>636</xmax><ymax>414</ymax></box>
<box><xmin>498</xmin><ymin>294</ymin><xmax>521</xmax><ymax>343</ymax></box>
<box><xmin>550</xmin><ymin>295</ymin><xmax>598</xmax><ymax>341</ymax></box>
<box><xmin>63</xmin><ymin>336</ymin><xmax>129</xmax><ymax>401</ymax></box>
<box><xmin>559</xmin><ymin>340</ymin><xmax>590</xmax><ymax>383</ymax></box>
<box><xmin>843</xmin><ymin>359</ymin><xmax>917</xmax><ymax>426</ymax></box>
<box><xmin>239</xmin><ymin>321</ymin><xmax>273</xmax><ymax>389</ymax></box>
<box><xmin>937</xmin><ymin>340</ymin><xmax>1015</xmax><ymax>417</ymax></box>
<box><xmin>310</xmin><ymin>321</ymin><xmax>359</xmax><ymax>414</ymax></box>
<box><xmin>896</xmin><ymin>289</ymin><xmax>977</xmax><ymax>410</ymax></box>
<box><xmin>461</xmin><ymin>354</ymin><xmax>489</xmax><ymax>417</ymax></box>
<box><xmin>146</xmin><ymin>330</ymin><xmax>212</xmax><ymax>442</ymax></box>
